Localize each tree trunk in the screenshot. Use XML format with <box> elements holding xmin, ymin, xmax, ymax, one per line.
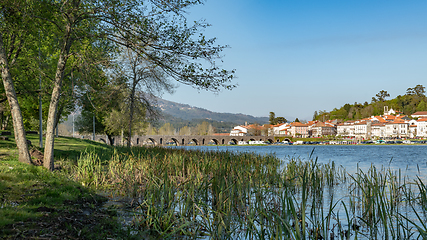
<box><xmin>0</xmin><ymin>106</ymin><xmax>3</xmax><ymax>130</ymax></box>
<box><xmin>127</xmin><ymin>79</ymin><xmax>137</xmax><ymax>148</ymax></box>
<box><xmin>107</xmin><ymin>134</ymin><xmax>114</xmax><ymax>146</ymax></box>
<box><xmin>43</xmin><ymin>24</ymin><xmax>73</xmax><ymax>170</ymax></box>
<box><xmin>0</xmin><ymin>34</ymin><xmax>32</xmax><ymax>164</ymax></box>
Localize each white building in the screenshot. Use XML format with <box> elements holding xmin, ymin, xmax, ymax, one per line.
<box><xmin>337</xmin><ymin>121</ymin><xmax>355</xmax><ymax>137</ymax></box>
<box><xmin>371</xmin><ymin>123</ymin><xmax>386</xmax><ymax>138</ymax></box>
<box><xmin>354</xmin><ymin>121</ymin><xmax>372</xmax><ymax>138</ymax></box>
<box><xmin>385</xmin><ymin>121</ymin><xmax>409</xmax><ymax>138</ymax></box>
<box><xmin>271</xmin><ymin>123</ymin><xmax>291</xmax><ymax>135</ymax></box>
<box><xmin>383</xmin><ymin>106</ymin><xmax>397</xmax><ymax>115</ymax></box>
<box><xmin>230</xmin><ymin>126</ymin><xmax>248</xmax><ymax>136</ymax></box>
<box><xmin>416</xmin><ymin>118</ymin><xmax>427</xmax><ymax>137</ymax></box>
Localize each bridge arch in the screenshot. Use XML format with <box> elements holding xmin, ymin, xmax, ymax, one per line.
<box><xmin>146</xmin><ymin>138</ymin><xmax>157</xmax><ymax>145</ymax></box>
<box><xmin>170</xmin><ymin>138</ymin><xmax>180</xmax><ymax>146</ymax></box>
<box><xmin>105</xmin><ymin>135</ymin><xmax>284</xmax><ymax>146</ymax></box>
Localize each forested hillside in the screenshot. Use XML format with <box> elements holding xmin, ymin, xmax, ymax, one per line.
<box><xmin>314</xmin><ymin>85</ymin><xmax>427</xmax><ymax>121</ymax></box>
<box><xmin>156</xmin><ymin>98</ymin><xmax>268</xmax><ymax>124</ymax></box>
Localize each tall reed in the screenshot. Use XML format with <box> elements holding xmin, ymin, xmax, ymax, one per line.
<box><xmin>67</xmin><ymin>146</ymin><xmax>427</xmax><ymax>239</ymax></box>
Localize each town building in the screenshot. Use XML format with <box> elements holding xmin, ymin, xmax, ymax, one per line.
<box><xmin>229</xmin><ymin>106</ymin><xmax>426</xmax><ymax>139</ymax></box>
<box><xmin>385</xmin><ymin>120</ymin><xmax>409</xmax><ymax>138</ymax></box>
<box><xmin>412</xmin><ymin>111</ymin><xmax>427</xmax><ymax>119</ymax></box>
<box><xmin>416</xmin><ymin>118</ymin><xmax>427</xmax><ymax>137</ymax></box>
<box><xmin>289</xmin><ymin>122</ymin><xmax>309</xmax><ymax>137</ymax></box>
<box><xmin>310</xmin><ymin>122</ymin><xmax>336</xmax><ymax>137</ymax></box>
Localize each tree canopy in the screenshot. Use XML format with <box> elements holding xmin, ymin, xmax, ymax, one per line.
<box><xmin>314</xmin><ymin>85</ymin><xmax>427</xmax><ymax>122</ymax></box>
<box><xmin>1</xmin><ymin>0</ymin><xmax>236</xmax><ymax>170</ymax></box>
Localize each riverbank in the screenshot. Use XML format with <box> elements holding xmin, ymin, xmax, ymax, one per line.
<box><xmin>2</xmin><ymin>136</ymin><xmax>427</xmax><ymax>239</ymax></box>
<box><xmin>0</xmin><ymin>136</ymin><xmax>137</xmax><ymax>239</ymax></box>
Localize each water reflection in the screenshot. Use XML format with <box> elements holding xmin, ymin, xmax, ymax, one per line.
<box><xmin>172</xmin><ymin>145</ymin><xmax>427</xmax><ymax>179</ymax></box>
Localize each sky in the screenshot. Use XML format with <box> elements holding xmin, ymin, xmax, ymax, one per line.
<box><xmin>162</xmin><ymin>0</ymin><xmax>427</xmax><ymax>121</ymax></box>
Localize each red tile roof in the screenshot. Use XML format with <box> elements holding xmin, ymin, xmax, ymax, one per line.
<box><xmin>213</xmin><ymin>133</ymin><xmax>230</xmax><ymax>136</ymax></box>
<box><xmin>412</xmin><ymin>111</ymin><xmax>427</xmax><ymax>116</ymax></box>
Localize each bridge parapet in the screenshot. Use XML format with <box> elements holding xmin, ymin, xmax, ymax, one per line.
<box><xmin>84</xmin><ymin>135</ymin><xmax>278</xmax><ymax>146</ymax></box>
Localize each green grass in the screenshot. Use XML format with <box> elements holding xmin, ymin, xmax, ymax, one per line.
<box><xmin>0</xmin><ymin>135</ymin><xmax>135</xmax><ymax>239</ymax></box>
<box><xmin>1</xmin><ymin>134</ymin><xmax>427</xmax><ymax>239</ymax></box>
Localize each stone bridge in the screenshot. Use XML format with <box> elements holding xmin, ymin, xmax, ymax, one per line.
<box><xmin>86</xmin><ymin>135</ymin><xmax>291</xmax><ymax>146</ymax></box>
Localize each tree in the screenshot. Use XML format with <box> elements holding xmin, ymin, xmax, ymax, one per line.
<box><xmin>417</xmin><ymin>100</ymin><xmax>427</xmax><ymax>112</ymax></box>
<box><xmin>247</xmin><ymin>123</ymin><xmax>261</xmax><ymax>136</ymax></box>
<box><xmin>0</xmin><ymin>34</ymin><xmax>32</xmax><ymax>164</ymax></box>
<box><xmin>0</xmin><ymin>1</ymin><xmax>32</xmax><ymax>164</ymax></box>
<box><xmin>2</xmin><ymin>0</ymin><xmax>235</xmax><ymax>169</ymax></box>
<box><xmin>145</xmin><ymin>124</ymin><xmax>158</xmax><ymax>135</ymax></box>
<box><xmin>262</xmin><ymin>124</ymin><xmax>271</xmax><ymax>136</ymax></box>
<box><xmin>407</xmin><ymin>85</ymin><xmax>425</xmax><ymax>97</ymax></box>
<box><xmin>269</xmin><ymin>112</ymin><xmax>276</xmax><ymax>125</ymax></box>
<box><xmin>269</xmin><ymin>112</ymin><xmax>286</xmax><ymax>125</ymax></box>
<box><xmin>116</xmin><ymin>47</ymin><xmax>174</xmax><ymax>147</ymax></box>
<box><xmin>20</xmin><ymin>0</ymin><xmax>235</xmax><ymax>170</ymax></box>
<box><xmin>414</xmin><ymin>85</ymin><xmax>426</xmax><ymax>97</ymax></box>
<box><xmin>375</xmin><ymin>90</ymin><xmax>390</xmax><ymax>102</ymax></box>
<box><xmin>294</xmin><ymin>118</ymin><xmax>300</xmax><ymax>123</ymax></box>
<box><xmin>312</xmin><ymin>111</ymin><xmax>318</xmax><ymax>121</ymax></box>
<box><xmin>196</xmin><ymin>121</ymin><xmax>214</xmax><ymax>135</ymax></box>
<box><xmin>275</xmin><ymin>117</ymin><xmax>287</xmax><ymax>124</ymax></box>
<box><xmin>179</xmin><ymin>126</ymin><xmax>192</xmax><ymax>135</ymax></box>
<box><xmin>159</xmin><ymin>123</ymin><xmax>175</xmax><ymax>135</ymax></box>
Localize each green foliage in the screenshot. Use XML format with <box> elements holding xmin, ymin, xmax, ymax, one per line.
<box><xmin>157</xmin><ymin>98</ymin><xmax>268</xmax><ymax>125</ymax></box>
<box><xmin>269</xmin><ymin>112</ymin><xmax>276</xmax><ymax>125</ymax></box>
<box><xmin>158</xmin><ymin>122</ymin><xmax>175</xmax><ymax>135</ymax></box>
<box><xmin>154</xmin><ymin>121</ymin><xmax>216</xmax><ymax>135</ymax></box>
<box><xmin>416</xmin><ymin>100</ymin><xmax>427</xmax><ymax>111</ymax></box>
<box><xmin>318</xmin><ymin>85</ymin><xmax>427</xmax><ymax>121</ymax></box>
<box><xmin>62</xmin><ymin>139</ymin><xmax>427</xmax><ymax>239</ymax></box>
<box><xmin>269</xmin><ymin>112</ymin><xmax>287</xmax><ymax>125</ymax></box>
<box><xmin>0</xmin><ymin>158</ymin><xmax>96</xmax><ymax>226</ymax></box>
<box><xmin>276</xmin><ymin>116</ymin><xmax>287</xmax><ymax>124</ymax></box>
<box><xmin>312</xmin><ymin>110</ymin><xmax>318</xmax><ymax>121</ymax></box>
<box><xmin>406</xmin><ymin>84</ymin><xmax>426</xmax><ymax>97</ymax></box>
<box><xmin>3</xmin><ymin>134</ymin><xmax>427</xmax><ymax>238</ymax></box>
<box><xmin>375</xmin><ymin>90</ymin><xmax>390</xmax><ymax>102</ymax></box>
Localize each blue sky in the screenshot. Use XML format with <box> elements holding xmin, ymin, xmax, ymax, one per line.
<box><xmin>162</xmin><ymin>0</ymin><xmax>427</xmax><ymax>121</ymax></box>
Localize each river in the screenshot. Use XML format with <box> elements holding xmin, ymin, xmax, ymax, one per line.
<box><xmin>172</xmin><ymin>144</ymin><xmax>427</xmax><ymax>178</ymax></box>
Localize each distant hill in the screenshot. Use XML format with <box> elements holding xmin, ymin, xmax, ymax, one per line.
<box><xmin>60</xmin><ymin>98</ymin><xmax>270</xmax><ymax>134</ymax></box>
<box><xmin>155</xmin><ymin>98</ymin><xmax>269</xmax><ymax>129</ymax></box>
<box><xmin>314</xmin><ymin>85</ymin><xmax>427</xmax><ymax>121</ymax></box>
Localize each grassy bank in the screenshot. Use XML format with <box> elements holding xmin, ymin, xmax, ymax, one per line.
<box><xmin>2</xmin><ymin>135</ymin><xmax>427</xmax><ymax>239</ymax></box>
<box><xmin>0</xmin><ymin>135</ymin><xmax>135</xmax><ymax>239</ymax></box>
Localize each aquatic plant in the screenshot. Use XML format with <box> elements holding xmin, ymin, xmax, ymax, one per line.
<box><xmin>68</xmin><ymin>146</ymin><xmax>427</xmax><ymax>239</ymax></box>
